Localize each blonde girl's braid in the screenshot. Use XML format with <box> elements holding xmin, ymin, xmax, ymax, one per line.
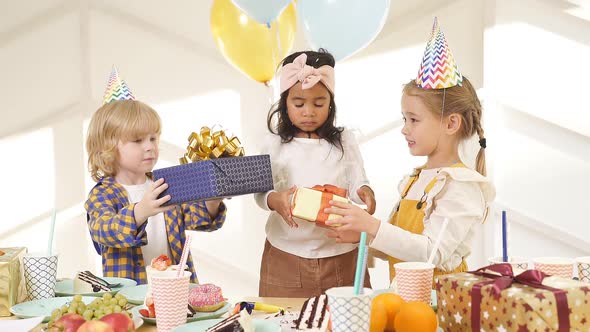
<box><xmin>475</xmin><ymin>121</ymin><xmax>486</xmax><ymax>176</ymax></box>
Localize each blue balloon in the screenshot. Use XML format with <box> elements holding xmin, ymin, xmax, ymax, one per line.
<box><xmin>298</xmin><ymin>0</ymin><xmax>391</xmax><ymax>61</ymax></box>
<box><xmin>231</xmin><ymin>0</ymin><xmax>293</xmax><ymax>24</ymax></box>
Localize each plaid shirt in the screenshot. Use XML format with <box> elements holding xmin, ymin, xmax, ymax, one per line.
<box><xmin>85</xmin><ymin>176</ymin><xmax>226</xmax><ymax>284</ymax></box>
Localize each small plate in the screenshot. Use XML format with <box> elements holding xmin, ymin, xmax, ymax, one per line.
<box><xmin>10</xmin><ymin>296</ymin><xmax>96</xmax><ymax>322</ymax></box>
<box><xmin>55</xmin><ymin>277</ymin><xmax>137</xmax><ymax>297</ymax></box>
<box><xmin>171</xmin><ymin>318</ymin><xmax>281</xmax><ymax>332</ymax></box>
<box><xmin>118</xmin><ymin>283</ymin><xmax>200</xmax><ymax>305</ymax></box>
<box><xmin>131</xmin><ymin>302</ymin><xmax>231</xmax><ymax>325</ymax></box>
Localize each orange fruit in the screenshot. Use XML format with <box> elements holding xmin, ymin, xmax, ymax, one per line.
<box><xmin>394</xmin><ymin>301</ymin><xmax>437</xmax><ymax>332</ymax></box>
<box><xmin>371</xmin><ymin>293</ymin><xmax>405</xmax><ymax>332</ymax></box>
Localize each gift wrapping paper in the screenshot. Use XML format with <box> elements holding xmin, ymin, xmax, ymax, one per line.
<box><xmin>436</xmin><ymin>265</ymin><xmax>590</xmax><ymax>332</ymax></box>
<box><xmin>0</xmin><ymin>247</ymin><xmax>27</xmax><ymax>316</ymax></box>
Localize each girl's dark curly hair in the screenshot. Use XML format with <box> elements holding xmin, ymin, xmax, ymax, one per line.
<box><xmin>267</xmin><ymin>49</ymin><xmax>343</xmax><ymax>152</ymax></box>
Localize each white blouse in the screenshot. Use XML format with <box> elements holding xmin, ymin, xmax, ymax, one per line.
<box><xmin>370</xmin><ymin>167</ymin><xmax>495</xmax><ymax>271</ymax></box>
<box><xmin>254</xmin><ymin>129</ymin><xmax>371</xmax><ymax>259</ymax></box>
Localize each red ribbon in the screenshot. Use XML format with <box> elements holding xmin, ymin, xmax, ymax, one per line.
<box><xmin>311</xmin><ymin>185</ymin><xmax>347</xmax><ymax>223</ymax></box>
<box><xmin>469</xmin><ymin>264</ymin><xmax>570</xmax><ymax>332</ymax></box>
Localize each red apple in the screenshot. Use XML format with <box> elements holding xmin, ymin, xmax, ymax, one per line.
<box><xmin>53</xmin><ymin>313</ymin><xmax>86</xmax><ymax>332</ymax></box>
<box><xmin>77</xmin><ymin>320</ymin><xmax>115</xmax><ymax>332</ymax></box>
<box><xmin>100</xmin><ymin>313</ymin><xmax>135</xmax><ymax>332</ymax></box>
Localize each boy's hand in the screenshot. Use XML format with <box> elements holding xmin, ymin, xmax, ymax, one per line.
<box><xmin>135</xmin><ymin>178</ymin><xmax>175</xmax><ymax>225</ymax></box>
<box><xmin>324</xmin><ymin>200</ymin><xmax>380</xmax><ymax>237</ymax></box>
<box><xmin>205</xmin><ymin>199</ymin><xmax>223</xmax><ymax>218</ymax></box>
<box><xmin>267</xmin><ymin>186</ymin><xmax>298</xmax><ymax>228</ymax></box>
<box><xmin>357</xmin><ymin>185</ymin><xmax>376</xmax><ymax>215</ymax></box>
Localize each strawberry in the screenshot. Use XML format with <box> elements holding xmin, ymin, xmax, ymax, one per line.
<box><xmin>148</xmin><ymin>303</ymin><xmax>156</xmax><ymax>318</ymax></box>
<box><xmin>139</xmin><ymin>309</ymin><xmax>150</xmax><ymax>317</ymax></box>
<box><xmin>151</xmin><ymin>255</ymin><xmax>172</xmax><ymax>271</ymax></box>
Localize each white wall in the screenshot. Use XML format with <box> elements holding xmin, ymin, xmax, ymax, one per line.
<box><xmin>1</xmin><ymin>0</ymin><xmax>588</xmax><ymax>300</ymax></box>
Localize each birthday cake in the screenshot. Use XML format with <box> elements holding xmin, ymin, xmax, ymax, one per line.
<box><xmin>293</xmin><ymin>294</ymin><xmax>330</xmax><ymax>331</ymax></box>
<box><xmin>73</xmin><ymin>271</ymin><xmax>111</xmax><ymax>293</ymax></box>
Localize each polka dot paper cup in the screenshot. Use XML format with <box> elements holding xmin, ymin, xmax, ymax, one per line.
<box><xmin>533</xmin><ymin>257</ymin><xmax>574</xmax><ymax>278</ymax></box>
<box><xmin>575</xmin><ymin>256</ymin><xmax>590</xmax><ymax>283</ymax></box>
<box><xmin>394</xmin><ymin>262</ymin><xmax>434</xmax><ymax>303</ymax></box>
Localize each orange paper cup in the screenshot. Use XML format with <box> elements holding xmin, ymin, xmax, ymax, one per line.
<box><xmin>394</xmin><ymin>262</ymin><xmax>434</xmax><ymax>303</ymax></box>
<box><xmin>533</xmin><ymin>257</ymin><xmax>574</xmax><ymax>278</ymax></box>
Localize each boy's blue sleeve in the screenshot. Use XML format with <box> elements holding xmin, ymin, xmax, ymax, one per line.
<box><xmin>85</xmin><ymin>186</ymin><xmax>148</xmax><ymax>248</ymax></box>
<box><xmin>181</xmin><ymin>201</ymin><xmax>227</xmax><ymax>231</ymax></box>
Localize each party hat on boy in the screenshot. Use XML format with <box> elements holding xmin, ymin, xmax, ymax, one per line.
<box><xmin>415</xmin><ymin>17</ymin><xmax>463</xmax><ymax>89</ymax></box>
<box><xmin>102</xmin><ymin>66</ymin><xmax>135</xmax><ymax>104</ymax></box>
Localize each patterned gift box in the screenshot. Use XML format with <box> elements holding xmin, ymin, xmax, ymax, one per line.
<box><xmin>152</xmin><ymin>155</ymin><xmax>273</xmax><ymax>205</ymax></box>
<box><xmin>436</xmin><ymin>264</ymin><xmax>590</xmax><ymax>332</ymax></box>
<box><xmin>0</xmin><ymin>247</ymin><xmax>27</xmax><ymax>316</ymax></box>
<box><xmin>291</xmin><ymin>185</ymin><xmax>349</xmax><ymax>225</ymax></box>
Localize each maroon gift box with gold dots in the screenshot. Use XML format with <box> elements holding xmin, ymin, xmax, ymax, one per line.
<box><xmin>435</xmin><ymin>270</ymin><xmax>590</xmax><ymax>331</ymax></box>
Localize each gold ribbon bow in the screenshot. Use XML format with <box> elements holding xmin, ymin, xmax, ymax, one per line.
<box><xmin>179</xmin><ymin>126</ymin><xmax>244</xmax><ymax>164</ymax></box>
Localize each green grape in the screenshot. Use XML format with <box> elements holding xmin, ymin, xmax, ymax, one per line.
<box><xmin>94</xmin><ymin>309</ymin><xmax>103</xmax><ymax>318</ymax></box>
<box><xmin>67</xmin><ymin>307</ymin><xmax>76</xmax><ymax>314</ymax></box>
<box><xmin>73</xmin><ymin>294</ymin><xmax>83</xmax><ymax>302</ymax></box>
<box><xmin>109</xmin><ymin>298</ymin><xmax>118</xmax><ymax>306</ymax></box>
<box><xmin>51</xmin><ymin>309</ymin><xmax>60</xmax><ymax>318</ymax></box>
<box><xmin>104</xmin><ymin>307</ymin><xmax>113</xmax><ymax>315</ymax></box>
<box><xmin>60</xmin><ymin>305</ymin><xmax>68</xmax><ymax>314</ymax></box>
<box><xmin>113</xmin><ymin>305</ymin><xmax>122</xmax><ymax>313</ymax></box>
<box><xmin>70</xmin><ymin>302</ymin><xmax>79</xmax><ymax>310</ymax></box>
<box><xmin>83</xmin><ymin>310</ymin><xmax>93</xmax><ymax>320</ymax></box>
<box><xmin>102</xmin><ymin>293</ymin><xmax>113</xmax><ymax>301</ymax></box>
<box><xmin>114</xmin><ymin>293</ymin><xmax>123</xmax><ymax>300</ymax></box>
<box><xmin>118</xmin><ymin>298</ymin><xmax>127</xmax><ymax>307</ymax></box>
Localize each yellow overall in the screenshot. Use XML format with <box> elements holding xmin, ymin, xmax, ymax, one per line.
<box><xmin>388</xmin><ymin>164</ymin><xmax>468</xmax><ymax>284</ymax></box>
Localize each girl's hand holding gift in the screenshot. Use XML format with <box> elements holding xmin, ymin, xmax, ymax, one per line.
<box><xmin>357</xmin><ymin>185</ymin><xmax>376</xmax><ymax>215</ymax></box>
<box><xmin>324</xmin><ymin>200</ymin><xmax>380</xmax><ymax>239</ymax></box>
<box><xmin>267</xmin><ymin>186</ymin><xmax>298</xmax><ymax>228</ymax></box>
<box><xmin>325</xmin><ymin>228</ymin><xmax>362</xmax><ymax>244</ymax></box>
<box><xmin>134</xmin><ymin>178</ymin><xmax>175</xmax><ymax>225</ymax></box>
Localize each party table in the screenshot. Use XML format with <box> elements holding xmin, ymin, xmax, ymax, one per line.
<box><xmin>2</xmin><ymin>297</ymin><xmax>306</xmax><ymax>332</ymax></box>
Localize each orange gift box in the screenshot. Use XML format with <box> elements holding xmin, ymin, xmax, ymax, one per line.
<box><xmin>291</xmin><ymin>185</ymin><xmax>349</xmax><ymax>225</ymax></box>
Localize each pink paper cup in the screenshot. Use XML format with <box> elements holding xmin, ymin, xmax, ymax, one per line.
<box><xmin>145</xmin><ymin>265</ymin><xmax>189</xmax><ymax>299</ymax></box>
<box><xmin>488</xmin><ymin>256</ymin><xmax>529</xmax><ymax>272</ymax></box>
<box><xmin>394</xmin><ymin>262</ymin><xmax>434</xmax><ymax>303</ymax></box>
<box><xmin>575</xmin><ymin>256</ymin><xmax>590</xmax><ymax>283</ymax></box>
<box><xmin>533</xmin><ymin>257</ymin><xmax>574</xmax><ymax>278</ymax></box>
<box><xmin>151</xmin><ymin>270</ymin><xmax>191</xmax><ymax>332</ymax></box>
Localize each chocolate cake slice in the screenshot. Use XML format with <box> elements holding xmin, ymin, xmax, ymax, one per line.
<box><xmin>293</xmin><ymin>294</ymin><xmax>330</xmax><ymax>331</ymax></box>
<box><xmin>206</xmin><ymin>309</ymin><xmax>254</xmax><ymax>332</ymax></box>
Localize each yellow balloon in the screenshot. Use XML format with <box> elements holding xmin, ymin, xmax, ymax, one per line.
<box><xmin>210</xmin><ymin>0</ymin><xmax>296</xmax><ymax>84</ymax></box>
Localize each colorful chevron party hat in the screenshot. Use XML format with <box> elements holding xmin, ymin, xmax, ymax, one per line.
<box><xmin>415</xmin><ymin>17</ymin><xmax>463</xmax><ymax>89</ymax></box>
<box><xmin>102</xmin><ymin>66</ymin><xmax>135</xmax><ymax>104</ymax></box>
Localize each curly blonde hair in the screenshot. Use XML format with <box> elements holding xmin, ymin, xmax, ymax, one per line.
<box><xmin>403</xmin><ymin>76</ymin><xmax>487</xmax><ymax>176</ymax></box>
<box><xmin>86</xmin><ymin>100</ymin><xmax>161</xmax><ymax>181</ymax></box>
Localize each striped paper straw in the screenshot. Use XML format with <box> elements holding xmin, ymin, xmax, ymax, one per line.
<box><xmin>177</xmin><ymin>233</ymin><xmax>193</xmax><ymax>278</ymax></box>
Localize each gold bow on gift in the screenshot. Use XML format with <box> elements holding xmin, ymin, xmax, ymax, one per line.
<box><xmin>179</xmin><ymin>126</ymin><xmax>245</xmax><ymax>164</ymax></box>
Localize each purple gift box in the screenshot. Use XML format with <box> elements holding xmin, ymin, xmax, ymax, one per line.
<box><xmin>152</xmin><ymin>155</ymin><xmax>273</xmax><ymax>205</ymax></box>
